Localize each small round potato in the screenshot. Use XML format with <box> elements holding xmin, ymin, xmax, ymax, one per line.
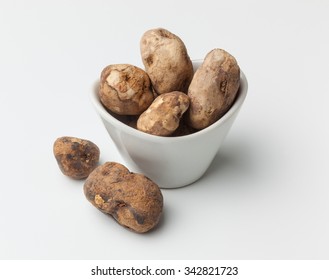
<box><xmin>140</xmin><ymin>28</ymin><xmax>194</xmax><ymax>94</ymax></box>
<box><xmin>99</xmin><ymin>64</ymin><xmax>154</xmax><ymax>115</ymax></box>
<box><xmin>84</xmin><ymin>162</ymin><xmax>163</xmax><ymax>233</ymax></box>
<box><xmin>187</xmin><ymin>49</ymin><xmax>240</xmax><ymax>129</ymax></box>
<box><xmin>53</xmin><ymin>136</ymin><xmax>100</xmax><ymax>179</ymax></box>
<box><xmin>137</xmin><ymin>91</ymin><xmax>190</xmax><ymax>136</ymax></box>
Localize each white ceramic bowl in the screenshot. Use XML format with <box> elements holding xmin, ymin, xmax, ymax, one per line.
<box><xmin>90</xmin><ymin>61</ymin><xmax>248</xmax><ymax>188</ymax></box>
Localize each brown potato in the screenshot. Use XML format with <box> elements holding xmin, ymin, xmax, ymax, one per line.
<box><xmin>84</xmin><ymin>162</ymin><xmax>163</xmax><ymax>233</ymax></box>
<box><xmin>137</xmin><ymin>91</ymin><xmax>190</xmax><ymax>136</ymax></box>
<box><xmin>187</xmin><ymin>49</ymin><xmax>240</xmax><ymax>129</ymax></box>
<box><xmin>140</xmin><ymin>28</ymin><xmax>194</xmax><ymax>94</ymax></box>
<box><xmin>99</xmin><ymin>64</ymin><xmax>154</xmax><ymax>115</ymax></box>
<box><xmin>53</xmin><ymin>136</ymin><xmax>100</xmax><ymax>179</ymax></box>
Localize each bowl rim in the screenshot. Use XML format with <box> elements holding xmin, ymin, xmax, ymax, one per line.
<box><xmin>90</xmin><ymin>68</ymin><xmax>248</xmax><ymax>144</ymax></box>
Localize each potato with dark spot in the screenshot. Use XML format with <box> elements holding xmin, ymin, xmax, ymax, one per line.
<box><xmin>84</xmin><ymin>162</ymin><xmax>163</xmax><ymax>233</ymax></box>
<box><xmin>137</xmin><ymin>91</ymin><xmax>190</xmax><ymax>136</ymax></box>
<box><xmin>99</xmin><ymin>64</ymin><xmax>154</xmax><ymax>115</ymax></box>
<box><xmin>187</xmin><ymin>49</ymin><xmax>240</xmax><ymax>129</ymax></box>
<box><xmin>53</xmin><ymin>136</ymin><xmax>100</xmax><ymax>179</ymax></box>
<box><xmin>140</xmin><ymin>28</ymin><xmax>194</xmax><ymax>94</ymax></box>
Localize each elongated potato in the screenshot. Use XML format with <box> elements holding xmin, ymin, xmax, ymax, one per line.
<box><xmin>84</xmin><ymin>162</ymin><xmax>163</xmax><ymax>233</ymax></box>
<box><xmin>137</xmin><ymin>91</ymin><xmax>190</xmax><ymax>136</ymax></box>
<box><xmin>187</xmin><ymin>49</ymin><xmax>240</xmax><ymax>129</ymax></box>
<box><xmin>140</xmin><ymin>28</ymin><xmax>194</xmax><ymax>94</ymax></box>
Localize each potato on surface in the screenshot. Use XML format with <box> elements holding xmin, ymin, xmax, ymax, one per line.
<box><xmin>137</xmin><ymin>91</ymin><xmax>190</xmax><ymax>136</ymax></box>
<box><xmin>84</xmin><ymin>162</ymin><xmax>163</xmax><ymax>233</ymax></box>
<box><xmin>99</xmin><ymin>64</ymin><xmax>154</xmax><ymax>115</ymax></box>
<box><xmin>140</xmin><ymin>28</ymin><xmax>194</xmax><ymax>94</ymax></box>
<box><xmin>187</xmin><ymin>49</ymin><xmax>240</xmax><ymax>129</ymax></box>
<box><xmin>53</xmin><ymin>136</ymin><xmax>100</xmax><ymax>179</ymax></box>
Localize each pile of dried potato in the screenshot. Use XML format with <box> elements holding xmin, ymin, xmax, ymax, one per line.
<box><xmin>99</xmin><ymin>27</ymin><xmax>240</xmax><ymax>136</ymax></box>
<box><xmin>53</xmin><ymin>28</ymin><xmax>241</xmax><ymax>234</ymax></box>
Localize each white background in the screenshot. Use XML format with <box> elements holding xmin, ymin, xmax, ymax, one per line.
<box><xmin>1</xmin><ymin>0</ymin><xmax>328</xmax><ymax>260</ymax></box>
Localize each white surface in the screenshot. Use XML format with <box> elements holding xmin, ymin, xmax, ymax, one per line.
<box><xmin>1</xmin><ymin>0</ymin><xmax>328</xmax><ymax>260</ymax></box>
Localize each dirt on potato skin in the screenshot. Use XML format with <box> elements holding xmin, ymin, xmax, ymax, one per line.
<box><xmin>53</xmin><ymin>136</ymin><xmax>100</xmax><ymax>179</ymax></box>
<box><xmin>137</xmin><ymin>91</ymin><xmax>190</xmax><ymax>136</ymax></box>
<box><xmin>187</xmin><ymin>48</ymin><xmax>240</xmax><ymax>130</ymax></box>
<box><xmin>84</xmin><ymin>162</ymin><xmax>163</xmax><ymax>233</ymax></box>
<box><xmin>140</xmin><ymin>28</ymin><xmax>194</xmax><ymax>95</ymax></box>
<box><xmin>99</xmin><ymin>64</ymin><xmax>154</xmax><ymax>116</ymax></box>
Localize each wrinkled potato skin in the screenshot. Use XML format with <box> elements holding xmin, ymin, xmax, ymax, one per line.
<box><xmin>99</xmin><ymin>64</ymin><xmax>154</xmax><ymax>115</ymax></box>
<box><xmin>187</xmin><ymin>49</ymin><xmax>240</xmax><ymax>129</ymax></box>
<box><xmin>140</xmin><ymin>28</ymin><xmax>194</xmax><ymax>94</ymax></box>
<box><xmin>137</xmin><ymin>91</ymin><xmax>190</xmax><ymax>136</ymax></box>
<box><xmin>53</xmin><ymin>137</ymin><xmax>100</xmax><ymax>179</ymax></box>
<box><xmin>84</xmin><ymin>162</ymin><xmax>163</xmax><ymax>233</ymax></box>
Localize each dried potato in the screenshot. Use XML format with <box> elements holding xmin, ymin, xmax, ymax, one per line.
<box><xmin>187</xmin><ymin>49</ymin><xmax>240</xmax><ymax>129</ymax></box>
<box><xmin>53</xmin><ymin>136</ymin><xmax>100</xmax><ymax>179</ymax></box>
<box><xmin>84</xmin><ymin>162</ymin><xmax>163</xmax><ymax>233</ymax></box>
<box><xmin>99</xmin><ymin>64</ymin><xmax>154</xmax><ymax>115</ymax></box>
<box><xmin>137</xmin><ymin>91</ymin><xmax>190</xmax><ymax>136</ymax></box>
<box><xmin>140</xmin><ymin>28</ymin><xmax>194</xmax><ymax>94</ymax></box>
